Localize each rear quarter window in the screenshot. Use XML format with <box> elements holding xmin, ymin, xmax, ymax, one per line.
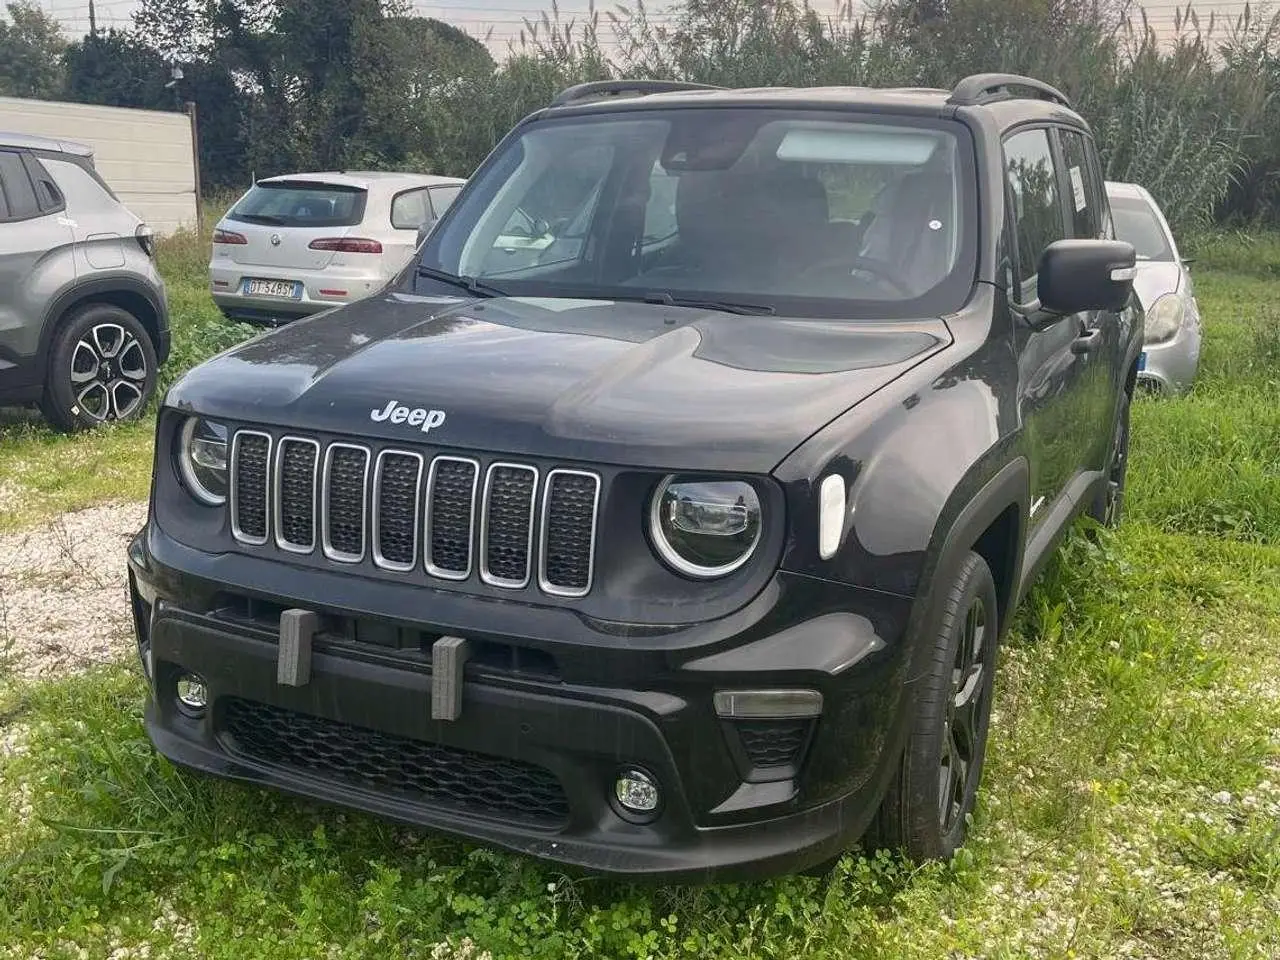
<box><xmin>0</xmin><ymin>149</ymin><xmax>40</xmax><ymax>222</ymax></box>
<box><xmin>229</xmin><ymin>182</ymin><xmax>368</xmax><ymax>228</ymax></box>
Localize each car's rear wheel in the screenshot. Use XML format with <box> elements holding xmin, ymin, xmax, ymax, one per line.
<box><xmin>40</xmin><ymin>304</ymin><xmax>158</xmax><ymax>432</ymax></box>
<box><xmin>865</xmin><ymin>551</ymin><xmax>999</xmax><ymax>861</ymax></box>
<box><xmin>1089</xmin><ymin>392</ymin><xmax>1131</xmax><ymax>527</ymax></box>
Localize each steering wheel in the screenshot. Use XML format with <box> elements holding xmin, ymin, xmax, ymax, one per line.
<box><xmin>798</xmin><ymin>254</ymin><xmax>913</xmax><ymax>297</ymax></box>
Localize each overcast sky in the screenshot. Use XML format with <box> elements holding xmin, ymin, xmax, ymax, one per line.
<box><xmin>40</xmin><ymin>0</ymin><xmax>1265</xmax><ymax>48</ymax></box>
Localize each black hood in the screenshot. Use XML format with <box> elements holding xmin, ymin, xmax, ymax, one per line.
<box><xmin>167</xmin><ymin>293</ymin><xmax>952</xmax><ymax>472</ymax></box>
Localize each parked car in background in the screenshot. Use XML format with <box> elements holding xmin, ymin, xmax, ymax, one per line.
<box><xmin>1105</xmin><ymin>181</ymin><xmax>1201</xmax><ymax>394</ymax></box>
<box><xmin>0</xmin><ymin>131</ymin><xmax>169</xmax><ymax>431</ymax></box>
<box><xmin>210</xmin><ymin>172</ymin><xmax>465</xmax><ymax>324</ymax></box>
<box><xmin>132</xmin><ymin>75</ymin><xmax>1142</xmax><ymax>879</ymax></box>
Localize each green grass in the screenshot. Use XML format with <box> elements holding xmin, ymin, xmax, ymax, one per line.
<box><xmin>0</xmin><ymin>205</ymin><xmax>253</xmax><ymax>532</ymax></box>
<box><xmin>1</xmin><ymin>234</ymin><xmax>1279</xmax><ymax>957</ymax></box>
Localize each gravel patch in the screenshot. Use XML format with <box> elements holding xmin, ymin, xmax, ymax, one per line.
<box><xmin>0</xmin><ymin>502</ymin><xmax>147</xmax><ymax>681</ymax></box>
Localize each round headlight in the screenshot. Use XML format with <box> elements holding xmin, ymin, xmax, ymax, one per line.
<box><xmin>1144</xmin><ymin>293</ymin><xmax>1185</xmax><ymax>344</ymax></box>
<box><xmin>177</xmin><ymin>417</ymin><xmax>229</xmax><ymax>506</ymax></box>
<box><xmin>649</xmin><ymin>476</ymin><xmax>762</xmax><ymax>578</ymax></box>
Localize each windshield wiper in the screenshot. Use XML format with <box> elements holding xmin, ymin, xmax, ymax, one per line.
<box><xmin>615</xmin><ymin>292</ymin><xmax>776</xmax><ymax>316</ymax></box>
<box><xmin>415</xmin><ymin>265</ymin><xmax>506</xmax><ymax>298</ymax></box>
<box><xmin>234</xmin><ymin>213</ymin><xmax>287</xmax><ymax>225</ymax></box>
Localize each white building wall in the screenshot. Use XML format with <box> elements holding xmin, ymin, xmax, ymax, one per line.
<box><xmin>0</xmin><ymin>96</ymin><xmax>198</xmax><ymax>235</ymax></box>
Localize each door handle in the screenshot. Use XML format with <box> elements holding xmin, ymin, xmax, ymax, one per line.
<box><xmin>1071</xmin><ymin>328</ymin><xmax>1102</xmax><ymax>354</ymax></box>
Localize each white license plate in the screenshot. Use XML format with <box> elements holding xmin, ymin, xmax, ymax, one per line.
<box><xmin>245</xmin><ymin>279</ymin><xmax>301</xmax><ymax>299</ymax></box>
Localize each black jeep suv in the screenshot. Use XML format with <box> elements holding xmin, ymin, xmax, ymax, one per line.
<box><xmin>128</xmin><ymin>74</ymin><xmax>1142</xmax><ymax>879</ymax></box>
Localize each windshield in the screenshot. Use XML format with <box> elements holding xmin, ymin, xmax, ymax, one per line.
<box><xmin>229</xmin><ymin>181</ymin><xmax>368</xmax><ymax>228</ymax></box>
<box><xmin>1109</xmin><ymin>196</ymin><xmax>1175</xmax><ymax>261</ymax></box>
<box><xmin>418</xmin><ymin>109</ymin><xmax>977</xmax><ymax>318</ymax></box>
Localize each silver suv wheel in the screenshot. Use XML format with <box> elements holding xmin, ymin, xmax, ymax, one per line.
<box><xmin>41</xmin><ymin>303</ymin><xmax>158</xmax><ymax>432</ymax></box>
<box><xmin>69</xmin><ymin>322</ymin><xmax>150</xmax><ymax>421</ymax></box>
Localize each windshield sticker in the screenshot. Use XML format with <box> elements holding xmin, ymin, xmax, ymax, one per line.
<box><xmin>1069</xmin><ymin>166</ymin><xmax>1087</xmax><ymax>212</ymax></box>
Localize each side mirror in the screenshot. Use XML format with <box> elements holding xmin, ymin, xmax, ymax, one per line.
<box><xmin>1037</xmin><ymin>239</ymin><xmax>1136</xmax><ymax>314</ymax></box>
<box><xmin>415</xmin><ymin>219</ymin><xmax>437</xmax><ymax>248</ymax></box>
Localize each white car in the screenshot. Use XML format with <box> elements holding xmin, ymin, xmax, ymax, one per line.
<box><xmin>1104</xmin><ymin>181</ymin><xmax>1202</xmax><ymax>395</ymax></box>
<box><xmin>210</xmin><ymin>171</ymin><xmax>465</xmax><ymax>324</ymax></box>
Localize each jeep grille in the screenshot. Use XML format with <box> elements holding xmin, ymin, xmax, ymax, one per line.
<box><xmin>228</xmin><ymin>430</ymin><xmax>600</xmax><ymax>598</ymax></box>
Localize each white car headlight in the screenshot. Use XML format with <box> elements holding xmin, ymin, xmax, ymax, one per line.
<box><xmin>1144</xmin><ymin>293</ymin><xmax>1185</xmax><ymax>345</ymax></box>
<box><xmin>649</xmin><ymin>476</ymin><xmax>762</xmax><ymax>578</ymax></box>
<box><xmin>177</xmin><ymin>416</ymin><xmax>229</xmax><ymax>505</ymax></box>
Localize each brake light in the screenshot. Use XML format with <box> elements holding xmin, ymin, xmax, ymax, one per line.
<box><xmin>135</xmin><ymin>223</ymin><xmax>157</xmax><ymax>259</ymax></box>
<box><xmin>308</xmin><ymin>238</ymin><xmax>383</xmax><ymax>254</ymax></box>
<box><xmin>212</xmin><ymin>228</ymin><xmax>248</xmax><ymax>245</ymax></box>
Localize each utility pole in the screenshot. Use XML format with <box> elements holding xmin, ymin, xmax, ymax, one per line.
<box><xmin>88</xmin><ymin>0</ymin><xmax>97</xmax><ymax>36</ymax></box>
<box><xmin>186</xmin><ymin>101</ymin><xmax>204</xmax><ymax>236</ymax></box>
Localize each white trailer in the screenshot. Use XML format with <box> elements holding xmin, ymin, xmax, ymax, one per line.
<box><xmin>0</xmin><ymin>95</ymin><xmax>198</xmax><ymax>235</ymax></box>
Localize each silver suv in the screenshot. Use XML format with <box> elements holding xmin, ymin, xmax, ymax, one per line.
<box><xmin>0</xmin><ymin>132</ymin><xmax>169</xmax><ymax>431</ymax></box>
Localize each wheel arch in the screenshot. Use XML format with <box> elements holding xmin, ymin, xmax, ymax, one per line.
<box><xmin>924</xmin><ymin>456</ymin><xmax>1029</xmax><ymax>640</ymax></box>
<box><xmin>38</xmin><ymin>277</ymin><xmax>168</xmax><ymax>371</ymax></box>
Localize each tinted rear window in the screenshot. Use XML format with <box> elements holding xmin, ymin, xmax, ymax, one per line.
<box><xmin>229</xmin><ymin>181</ymin><xmax>367</xmax><ymax>228</ymax></box>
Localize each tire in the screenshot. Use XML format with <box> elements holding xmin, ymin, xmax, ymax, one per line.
<box><xmin>1089</xmin><ymin>392</ymin><xmax>1131</xmax><ymax>527</ymax></box>
<box><xmin>865</xmin><ymin>551</ymin><xmax>1000</xmax><ymax>861</ymax></box>
<box><xmin>40</xmin><ymin>303</ymin><xmax>158</xmax><ymax>432</ymax></box>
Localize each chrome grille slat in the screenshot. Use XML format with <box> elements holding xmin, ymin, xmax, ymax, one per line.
<box><xmin>373</xmin><ymin>450</ymin><xmax>423</xmax><ymax>571</ymax></box>
<box><xmin>228</xmin><ymin>430</ymin><xmax>599</xmax><ymax>598</ymax></box>
<box><xmin>481</xmin><ymin>463</ymin><xmax>538</xmax><ymax>589</ymax></box>
<box><xmin>322</xmin><ymin>444</ymin><xmax>370</xmax><ymax>563</ymax></box>
<box><xmin>230</xmin><ymin>431</ymin><xmax>272</xmax><ymax>545</ymax></box>
<box><xmin>274</xmin><ymin>437</ymin><xmax>319</xmax><ymax>553</ymax></box>
<box><xmin>539</xmin><ymin>470</ymin><xmax>600</xmax><ymax>597</ymax></box>
<box><xmin>425</xmin><ymin>456</ymin><xmax>479</xmax><ymax>580</ymax></box>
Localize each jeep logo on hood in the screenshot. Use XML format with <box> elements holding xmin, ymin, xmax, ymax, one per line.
<box><xmin>370</xmin><ymin>400</ymin><xmax>446</xmax><ymax>434</ymax></box>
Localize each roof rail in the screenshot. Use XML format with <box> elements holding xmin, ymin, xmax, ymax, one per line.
<box><xmin>550</xmin><ymin>80</ymin><xmax>723</xmax><ymax>108</ymax></box>
<box><xmin>947</xmin><ymin>73</ymin><xmax>1072</xmax><ymax>109</ymax></box>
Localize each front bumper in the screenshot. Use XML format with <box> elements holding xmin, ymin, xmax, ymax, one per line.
<box><xmin>128</xmin><ymin>523</ymin><xmax>916</xmax><ymax>880</ymax></box>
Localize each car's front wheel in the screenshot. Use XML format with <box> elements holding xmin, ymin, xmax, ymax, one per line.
<box><xmin>866</xmin><ymin>550</ymin><xmax>1000</xmax><ymax>861</ymax></box>
<box><xmin>40</xmin><ymin>304</ymin><xmax>158</xmax><ymax>432</ymax></box>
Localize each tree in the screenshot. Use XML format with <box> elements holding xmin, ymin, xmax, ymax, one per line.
<box><xmin>63</xmin><ymin>30</ymin><xmax>171</xmax><ymax>109</ymax></box>
<box><xmin>0</xmin><ymin>1</ymin><xmax>66</xmax><ymax>100</ymax></box>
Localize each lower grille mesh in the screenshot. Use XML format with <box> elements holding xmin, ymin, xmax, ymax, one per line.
<box><xmin>737</xmin><ymin>720</ymin><xmax>811</xmax><ymax>768</ymax></box>
<box><xmin>219</xmin><ymin>698</ymin><xmax>569</xmax><ymax>827</ymax></box>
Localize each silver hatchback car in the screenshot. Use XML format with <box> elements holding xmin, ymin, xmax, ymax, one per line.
<box><xmin>1105</xmin><ymin>181</ymin><xmax>1202</xmax><ymax>394</ymax></box>
<box><xmin>210</xmin><ymin>171</ymin><xmax>465</xmax><ymax>324</ymax></box>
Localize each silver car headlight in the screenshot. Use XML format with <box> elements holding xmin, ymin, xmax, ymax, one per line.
<box><xmin>649</xmin><ymin>476</ymin><xmax>762</xmax><ymax>578</ymax></box>
<box><xmin>177</xmin><ymin>416</ymin><xmax>229</xmax><ymax>506</ymax></box>
<box><xmin>1144</xmin><ymin>293</ymin><xmax>1185</xmax><ymax>345</ymax></box>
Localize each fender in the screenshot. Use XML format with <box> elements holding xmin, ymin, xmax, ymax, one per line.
<box><xmin>38</xmin><ymin>273</ymin><xmax>171</xmax><ymax>367</ymax></box>
<box><xmin>920</xmin><ymin>455</ymin><xmax>1029</xmax><ymax>638</ymax></box>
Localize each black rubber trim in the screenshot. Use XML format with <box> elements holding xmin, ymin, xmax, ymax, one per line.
<box><xmin>928</xmin><ymin>457</ymin><xmax>1029</xmax><ymax>640</ymax></box>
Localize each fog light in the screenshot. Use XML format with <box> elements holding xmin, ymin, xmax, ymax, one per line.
<box><xmin>614</xmin><ymin>767</ymin><xmax>660</xmax><ymax>814</ymax></box>
<box><xmin>176</xmin><ymin>673</ymin><xmax>208</xmax><ymax>711</ymax></box>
